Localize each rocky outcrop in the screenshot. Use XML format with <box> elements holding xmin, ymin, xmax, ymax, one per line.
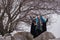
<box><xmin>12</xmin><ymin>32</ymin><xmax>33</xmax><ymax>40</ymax></box>
<box><xmin>34</xmin><ymin>31</ymin><xmax>55</xmax><ymax>40</ymax></box>
<box><xmin>49</xmin><ymin>38</ymin><xmax>60</xmax><ymax>40</ymax></box>
<box><xmin>12</xmin><ymin>32</ymin><xmax>55</xmax><ymax>40</ymax></box>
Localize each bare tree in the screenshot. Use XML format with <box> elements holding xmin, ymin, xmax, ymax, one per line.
<box><xmin>0</xmin><ymin>0</ymin><xmax>31</xmax><ymax>36</ymax></box>
<box><xmin>0</xmin><ymin>0</ymin><xmax>60</xmax><ymax>36</ymax></box>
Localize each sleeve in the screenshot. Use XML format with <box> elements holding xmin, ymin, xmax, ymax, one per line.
<box><xmin>35</xmin><ymin>17</ymin><xmax>38</xmax><ymax>24</ymax></box>
<box><xmin>40</xmin><ymin>16</ymin><xmax>46</xmax><ymax>23</ymax></box>
<box><xmin>30</xmin><ymin>16</ymin><xmax>33</xmax><ymax>21</ymax></box>
<box><xmin>46</xmin><ymin>18</ymin><xmax>48</xmax><ymax>23</ymax></box>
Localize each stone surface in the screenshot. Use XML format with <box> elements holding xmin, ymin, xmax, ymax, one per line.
<box><xmin>49</xmin><ymin>38</ymin><xmax>60</xmax><ymax>40</ymax></box>
<box><xmin>12</xmin><ymin>32</ymin><xmax>33</xmax><ymax>40</ymax></box>
<box><xmin>11</xmin><ymin>32</ymin><xmax>56</xmax><ymax>40</ymax></box>
<box><xmin>34</xmin><ymin>31</ymin><xmax>55</xmax><ymax>40</ymax></box>
<box><xmin>0</xmin><ymin>32</ymin><xmax>59</xmax><ymax>40</ymax></box>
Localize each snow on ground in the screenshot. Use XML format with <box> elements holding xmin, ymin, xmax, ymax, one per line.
<box><xmin>47</xmin><ymin>14</ymin><xmax>60</xmax><ymax>38</ymax></box>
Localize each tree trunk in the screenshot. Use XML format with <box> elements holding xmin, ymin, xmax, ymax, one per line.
<box><xmin>0</xmin><ymin>19</ymin><xmax>5</xmax><ymax>36</ymax></box>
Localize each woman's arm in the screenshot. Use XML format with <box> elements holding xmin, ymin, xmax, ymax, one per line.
<box><xmin>40</xmin><ymin>16</ymin><xmax>46</xmax><ymax>23</ymax></box>
<box><xmin>30</xmin><ymin>16</ymin><xmax>34</xmax><ymax>21</ymax></box>
<box><xmin>40</xmin><ymin>15</ymin><xmax>48</xmax><ymax>23</ymax></box>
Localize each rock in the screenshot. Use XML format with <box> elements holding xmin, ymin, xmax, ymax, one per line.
<box><xmin>34</xmin><ymin>31</ymin><xmax>55</xmax><ymax>40</ymax></box>
<box><xmin>49</xmin><ymin>38</ymin><xmax>60</xmax><ymax>40</ymax></box>
<box><xmin>12</xmin><ymin>32</ymin><xmax>55</xmax><ymax>40</ymax></box>
<box><xmin>12</xmin><ymin>35</ymin><xmax>27</xmax><ymax>40</ymax></box>
<box><xmin>12</xmin><ymin>32</ymin><xmax>33</xmax><ymax>40</ymax></box>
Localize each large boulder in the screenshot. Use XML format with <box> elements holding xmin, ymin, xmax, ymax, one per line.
<box><xmin>11</xmin><ymin>32</ymin><xmax>55</xmax><ymax>40</ymax></box>
<box><xmin>12</xmin><ymin>32</ymin><xmax>33</xmax><ymax>40</ymax></box>
<box><xmin>34</xmin><ymin>31</ymin><xmax>55</xmax><ymax>40</ymax></box>
<box><xmin>49</xmin><ymin>38</ymin><xmax>60</xmax><ymax>40</ymax></box>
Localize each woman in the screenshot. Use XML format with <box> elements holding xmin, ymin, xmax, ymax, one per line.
<box><xmin>30</xmin><ymin>20</ymin><xmax>37</xmax><ymax>38</ymax></box>
<box><xmin>30</xmin><ymin>15</ymin><xmax>37</xmax><ymax>38</ymax></box>
<box><xmin>30</xmin><ymin>15</ymin><xmax>42</xmax><ymax>38</ymax></box>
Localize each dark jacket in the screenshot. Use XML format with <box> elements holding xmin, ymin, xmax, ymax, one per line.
<box><xmin>42</xmin><ymin>18</ymin><xmax>48</xmax><ymax>32</ymax></box>
<box><xmin>30</xmin><ymin>20</ymin><xmax>42</xmax><ymax>38</ymax></box>
<box><xmin>30</xmin><ymin>20</ymin><xmax>36</xmax><ymax>35</ymax></box>
<box><xmin>35</xmin><ymin>16</ymin><xmax>48</xmax><ymax>32</ymax></box>
<box><xmin>40</xmin><ymin>16</ymin><xmax>48</xmax><ymax>32</ymax></box>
